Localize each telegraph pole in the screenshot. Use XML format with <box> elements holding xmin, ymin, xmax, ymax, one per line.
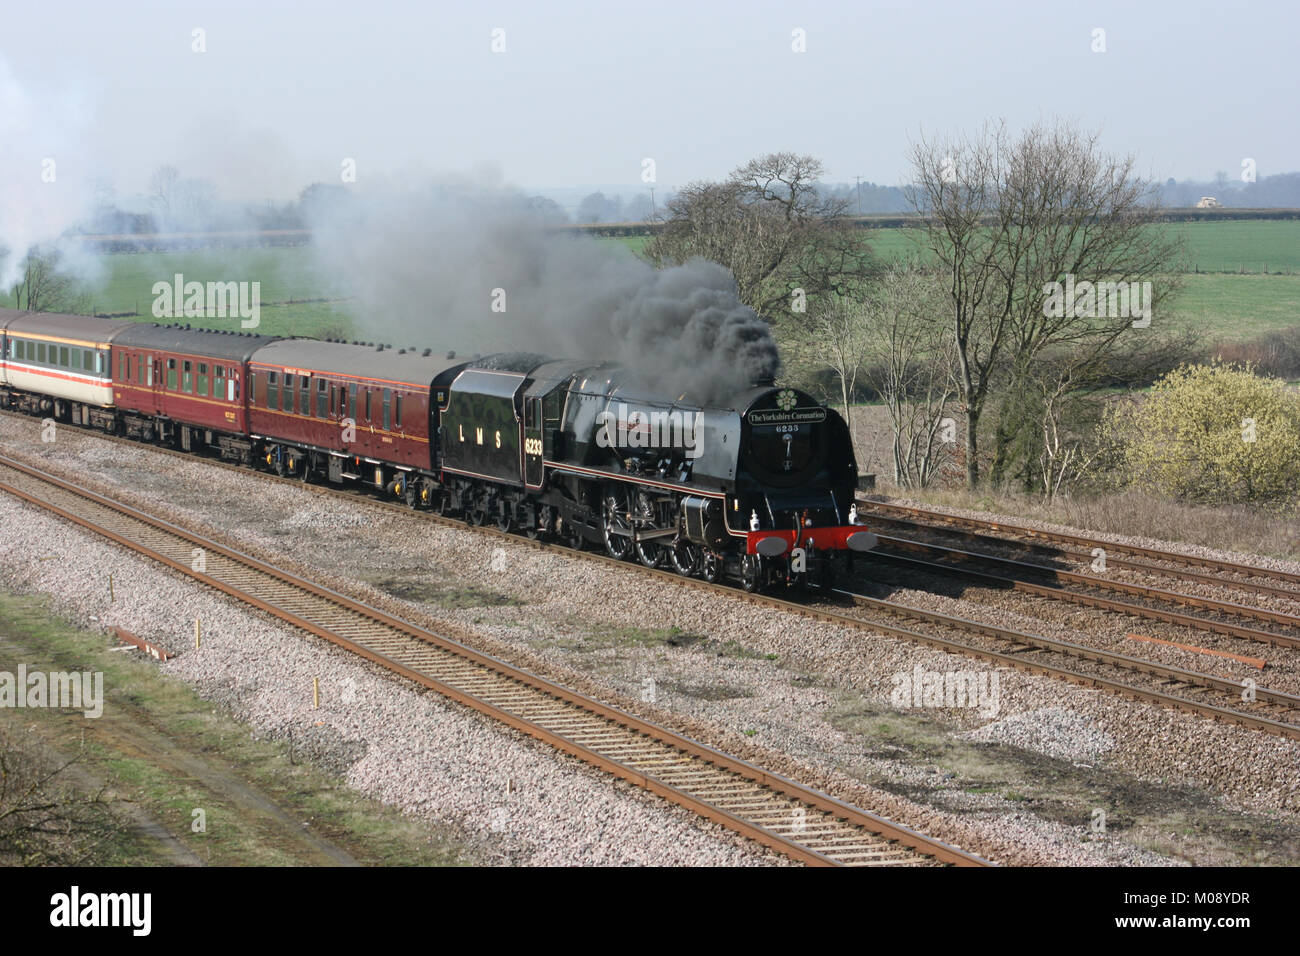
<box><xmin>854</xmin><ymin>175</ymin><xmax>863</xmax><ymax>216</ymax></box>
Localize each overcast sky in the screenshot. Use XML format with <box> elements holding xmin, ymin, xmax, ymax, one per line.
<box><xmin>2</xmin><ymin>0</ymin><xmax>1296</xmax><ymax>202</ymax></box>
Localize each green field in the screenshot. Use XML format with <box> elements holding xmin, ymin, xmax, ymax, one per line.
<box><xmin>12</xmin><ymin>219</ymin><xmax>1296</xmax><ymax>342</ymax></box>
<box><xmin>620</xmin><ymin>220</ymin><xmax>1300</xmax><ymax>275</ymax></box>
<box><xmin>80</xmin><ymin>246</ymin><xmax>359</xmax><ymax>339</ymax></box>
<box><xmin>1169</xmin><ymin>273</ymin><xmax>1300</xmax><ymax>338</ymax></box>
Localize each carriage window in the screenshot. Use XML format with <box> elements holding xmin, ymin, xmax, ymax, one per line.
<box><xmin>214</xmin><ymin>366</ymin><xmax>226</xmax><ymax>399</ymax></box>
<box><xmin>166</xmin><ymin>358</ymin><xmax>177</xmax><ymax>390</ymax></box>
<box><xmin>395</xmin><ymin>394</ymin><xmax>402</xmax><ymax>429</ymax></box>
<box><xmin>37</xmin><ymin>343</ymin><xmax>46</xmax><ymax>364</ymax></box>
<box><xmin>59</xmin><ymin>347</ymin><xmax>69</xmax><ymax>368</ymax></box>
<box><xmin>283</xmin><ymin>373</ymin><xmax>295</xmax><ymax>413</ymax></box>
<box><xmin>382</xmin><ymin>389</ymin><xmax>391</xmax><ymax>430</ymax></box>
<box><xmin>97</xmin><ymin>351</ymin><xmax>105</xmax><ymax>375</ymax></box>
<box><xmin>316</xmin><ymin>378</ymin><xmax>327</xmax><ymax>418</ymax></box>
<box><xmin>146</xmin><ymin>356</ymin><xmax>154</xmax><ymax>386</ymax></box>
<box><xmin>197</xmin><ymin>363</ymin><xmax>209</xmax><ymax>396</ymax></box>
<box><xmin>82</xmin><ymin>350</ymin><xmax>93</xmax><ymax>372</ymax></box>
<box><xmin>364</xmin><ymin>389</ymin><xmax>371</xmax><ymax>422</ymax></box>
<box><xmin>182</xmin><ymin>360</ymin><xmax>193</xmax><ymax>393</ymax></box>
<box><xmin>267</xmin><ymin>371</ymin><xmax>279</xmax><ymax>409</ymax></box>
<box><xmin>300</xmin><ymin>376</ymin><xmax>310</xmax><ymax>414</ymax></box>
<box><xmin>348</xmin><ymin>384</ymin><xmax>357</xmax><ymax>421</ymax></box>
<box><xmin>137</xmin><ymin>354</ymin><xmax>145</xmax><ymax>384</ymax></box>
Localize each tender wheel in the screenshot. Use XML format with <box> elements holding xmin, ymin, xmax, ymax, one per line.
<box><xmin>602</xmin><ymin>488</ymin><xmax>634</xmax><ymax>560</ymax></box>
<box><xmin>403</xmin><ymin>477</ymin><xmax>419</xmax><ymax>509</ymax></box>
<box><xmin>740</xmin><ymin>554</ymin><xmax>762</xmax><ymax>593</ymax></box>
<box><xmin>670</xmin><ymin>537</ymin><xmax>701</xmax><ymax>577</ymax></box>
<box><xmin>466</xmin><ymin>496</ymin><xmax>486</xmax><ymax>526</ymax></box>
<box><xmin>300</xmin><ymin>453</ymin><xmax>317</xmax><ymax>483</ymax></box>
<box><xmin>700</xmin><ymin>551</ymin><xmax>722</xmax><ymax>583</ymax></box>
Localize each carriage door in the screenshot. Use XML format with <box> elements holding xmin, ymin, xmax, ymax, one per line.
<box><xmin>147</xmin><ymin>354</ymin><xmax>161</xmax><ymax>410</ymax></box>
<box><xmin>523</xmin><ymin>397</ymin><xmax>543</xmax><ymax>488</ymax></box>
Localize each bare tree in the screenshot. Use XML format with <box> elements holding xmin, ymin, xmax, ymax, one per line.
<box><xmin>860</xmin><ymin>261</ymin><xmax>959</xmax><ymax>488</ymax></box>
<box><xmin>0</xmin><ymin>734</ymin><xmax>122</xmax><ymax>865</ymax></box>
<box><xmin>149</xmin><ymin>164</ymin><xmax>179</xmax><ymax>216</ymax></box>
<box><xmin>906</xmin><ymin>118</ymin><xmax>1184</xmax><ymax>488</ymax></box>
<box><xmin>646</xmin><ymin>152</ymin><xmax>877</xmax><ymax>319</ymax></box>
<box><xmin>10</xmin><ymin>248</ymin><xmax>90</xmax><ymax>313</ymax></box>
<box><xmin>781</xmin><ymin>295</ymin><xmax>875</xmax><ymax>438</ymax></box>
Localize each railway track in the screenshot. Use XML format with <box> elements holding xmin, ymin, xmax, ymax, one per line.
<box><xmin>857</xmin><ymin>500</ymin><xmax>1300</xmax><ymax>603</ymax></box>
<box><xmin>0</xmin><ymin>453</ymin><xmax>987</xmax><ymax>867</ymax></box>
<box><xmin>859</xmin><ymin>535</ymin><xmax>1300</xmax><ymax>652</ymax></box>
<box><xmin>823</xmin><ymin>585</ymin><xmax>1300</xmax><ymax>738</ymax></box>
<box><xmin>6</xmin><ymin>413</ymin><xmax>1300</xmax><ymax>744</ymax></box>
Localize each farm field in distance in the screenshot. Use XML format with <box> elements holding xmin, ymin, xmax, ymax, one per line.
<box><xmin>29</xmin><ymin>218</ymin><xmax>1300</xmax><ymax>344</ymax></box>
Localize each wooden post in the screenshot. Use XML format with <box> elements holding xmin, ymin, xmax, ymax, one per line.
<box><xmin>194</xmin><ymin>619</ymin><xmax>201</xmax><ymax>649</ymax></box>
<box><xmin>313</xmin><ymin>677</ymin><xmax>319</xmax><ymax>709</ymax></box>
<box><xmin>108</xmin><ymin>574</ymin><xmax>115</xmax><ymax>603</ymax></box>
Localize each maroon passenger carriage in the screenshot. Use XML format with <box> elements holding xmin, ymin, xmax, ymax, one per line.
<box><xmin>110</xmin><ymin>323</ymin><xmax>278</xmax><ymax>459</ymax></box>
<box><xmin>246</xmin><ymin>339</ymin><xmax>468</xmax><ymax>504</ymax></box>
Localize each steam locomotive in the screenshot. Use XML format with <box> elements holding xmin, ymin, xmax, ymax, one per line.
<box><xmin>0</xmin><ymin>310</ymin><xmax>876</xmax><ymax>591</ymax></box>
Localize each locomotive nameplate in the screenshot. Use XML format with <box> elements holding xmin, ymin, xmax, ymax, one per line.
<box><xmin>747</xmin><ymin>407</ymin><xmax>827</xmax><ymax>426</ymax></box>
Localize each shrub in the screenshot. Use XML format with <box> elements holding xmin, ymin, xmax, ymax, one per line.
<box><xmin>1100</xmin><ymin>363</ymin><xmax>1300</xmax><ymax>511</ymax></box>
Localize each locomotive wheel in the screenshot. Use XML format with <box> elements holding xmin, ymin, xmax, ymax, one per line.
<box><xmin>435</xmin><ymin>491</ymin><xmax>453</xmax><ymax>516</ymax></box>
<box><xmin>602</xmin><ymin>489</ymin><xmax>634</xmax><ymax>560</ymax></box>
<box><xmin>496</xmin><ymin>506</ymin><xmax>514</xmax><ymax>534</ymax></box>
<box><xmin>669</xmin><ymin>537</ymin><xmax>701</xmax><ymax>577</ymax></box>
<box><xmin>633</xmin><ymin>492</ymin><xmax>666</xmax><ymax>568</ymax></box>
<box><xmin>739</xmin><ymin>554</ymin><xmax>762</xmax><ymax>593</ymax></box>
<box><xmin>700</xmin><ymin>551</ymin><xmax>722</xmax><ymax>583</ymax></box>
